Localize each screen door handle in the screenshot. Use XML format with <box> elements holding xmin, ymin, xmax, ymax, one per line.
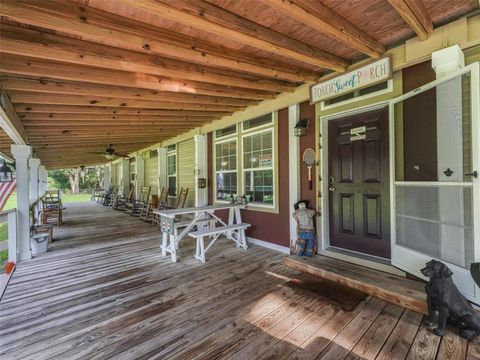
<box><xmin>464</xmin><ymin>171</ymin><xmax>478</xmax><ymax>178</ymax></box>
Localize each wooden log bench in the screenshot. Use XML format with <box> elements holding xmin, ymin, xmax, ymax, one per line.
<box><xmin>189</xmin><ymin>223</ymin><xmax>250</xmax><ymax>263</ymax></box>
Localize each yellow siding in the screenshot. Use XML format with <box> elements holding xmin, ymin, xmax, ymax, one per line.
<box><xmin>144</xmin><ymin>156</ymin><xmax>159</xmax><ymax>195</ymax></box>
<box><xmin>178</xmin><ymin>139</ymin><xmax>195</xmax><ymax>207</ymax></box>
<box><xmin>116</xmin><ymin>163</ymin><xmax>122</xmax><ymax>187</ymax></box>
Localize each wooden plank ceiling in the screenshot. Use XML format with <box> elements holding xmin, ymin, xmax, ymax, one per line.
<box><xmin>0</xmin><ymin>0</ymin><xmax>478</xmax><ymax>168</ymax></box>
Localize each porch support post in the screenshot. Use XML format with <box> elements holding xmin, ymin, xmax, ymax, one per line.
<box><xmin>135</xmin><ymin>154</ymin><xmax>144</xmax><ymax>199</ymax></box>
<box><xmin>121</xmin><ymin>158</ymin><xmax>130</xmax><ymax>196</ymax></box>
<box><xmin>432</xmin><ymin>45</ymin><xmax>466</xmax><ymax>265</ymax></box>
<box><xmin>158</xmin><ymin>147</ymin><xmax>167</xmax><ymax>191</ymax></box>
<box><xmin>103</xmin><ymin>164</ymin><xmax>111</xmax><ymax>191</ymax></box>
<box><xmin>194</xmin><ymin>135</ymin><xmax>208</xmax><ymax>207</ymax></box>
<box><xmin>29</xmin><ymin>158</ymin><xmax>40</xmax><ymax>203</ymax></box>
<box><xmin>38</xmin><ymin>165</ymin><xmax>47</xmax><ymax>196</ymax></box>
<box><xmin>11</xmin><ymin>144</ymin><xmax>32</xmax><ymax>261</ymax></box>
<box><xmin>288</xmin><ymin>104</ymin><xmax>300</xmax><ymax>253</ymax></box>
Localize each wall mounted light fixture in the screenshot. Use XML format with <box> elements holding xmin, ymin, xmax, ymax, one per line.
<box><xmin>294</xmin><ymin>118</ymin><xmax>309</xmax><ymax>137</ymax></box>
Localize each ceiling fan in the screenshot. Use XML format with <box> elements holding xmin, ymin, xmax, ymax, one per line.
<box><xmin>88</xmin><ymin>144</ymin><xmax>129</xmax><ymax>160</ymax></box>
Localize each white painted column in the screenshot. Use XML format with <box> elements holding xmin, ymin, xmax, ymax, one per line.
<box><xmin>158</xmin><ymin>147</ymin><xmax>167</xmax><ymax>192</ymax></box>
<box><xmin>103</xmin><ymin>164</ymin><xmax>111</xmax><ymax>191</ymax></box>
<box><xmin>288</xmin><ymin>104</ymin><xmax>300</xmax><ymax>252</ymax></box>
<box><xmin>11</xmin><ymin>144</ymin><xmax>32</xmax><ymax>261</ymax></box>
<box><xmin>194</xmin><ymin>135</ymin><xmax>208</xmax><ymax>206</ymax></box>
<box><xmin>121</xmin><ymin>158</ymin><xmax>130</xmax><ymax>196</ymax></box>
<box><xmin>38</xmin><ymin>165</ymin><xmax>47</xmax><ymax>196</ymax></box>
<box><xmin>135</xmin><ymin>154</ymin><xmax>145</xmax><ymax>199</ymax></box>
<box><xmin>432</xmin><ymin>45</ymin><xmax>466</xmax><ymax>265</ymax></box>
<box><xmin>29</xmin><ymin>158</ymin><xmax>40</xmax><ymax>203</ymax></box>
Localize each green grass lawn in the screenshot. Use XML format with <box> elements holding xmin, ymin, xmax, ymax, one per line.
<box><xmin>3</xmin><ymin>192</ymin><xmax>91</xmax><ymax>211</ymax></box>
<box><xmin>0</xmin><ymin>192</ymin><xmax>91</xmax><ymax>270</ymax></box>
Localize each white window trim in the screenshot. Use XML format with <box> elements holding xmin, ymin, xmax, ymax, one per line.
<box><xmin>213</xmin><ymin>137</ymin><xmax>238</xmax><ymax>203</ymax></box>
<box><xmin>241</xmin><ymin>127</ymin><xmax>276</xmax><ymax>209</ymax></box>
<box><xmin>167</xmin><ymin>151</ymin><xmax>177</xmax><ymax>198</ymax></box>
<box><xmin>320</xmin><ymin>79</ymin><xmax>393</xmax><ymax>111</ymax></box>
<box><xmin>241</xmin><ymin>112</ymin><xmax>274</xmax><ymax>133</ymax></box>
<box><xmin>213</xmin><ymin>124</ymin><xmax>238</xmax><ymax>141</ymax></box>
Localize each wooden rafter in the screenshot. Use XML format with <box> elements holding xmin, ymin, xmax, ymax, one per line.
<box><xmin>387</xmin><ymin>0</ymin><xmax>433</xmax><ymax>40</ymax></box>
<box><xmin>14</xmin><ymin>105</ymin><xmax>231</xmax><ymax>116</ymax></box>
<box><xmin>77</xmin><ymin>0</ymin><xmax>348</xmax><ymax>70</ymax></box>
<box><xmin>0</xmin><ymin>1</ymin><xmax>325</xmax><ymax>80</ymax></box>
<box><xmin>8</xmin><ymin>92</ymin><xmax>248</xmax><ymax>112</ymax></box>
<box><xmin>0</xmin><ymin>54</ymin><xmax>283</xmax><ymax>100</ymax></box>
<box><xmin>260</xmin><ymin>0</ymin><xmax>385</xmax><ymax>58</ymax></box>
<box><xmin>0</xmin><ymin>87</ymin><xmax>27</xmax><ymax>145</ymax></box>
<box><xmin>0</xmin><ymin>25</ymin><xmax>306</xmax><ymax>91</ymax></box>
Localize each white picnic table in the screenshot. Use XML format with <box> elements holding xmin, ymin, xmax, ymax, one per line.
<box><xmin>154</xmin><ymin>203</ymin><xmax>250</xmax><ymax>262</ymax></box>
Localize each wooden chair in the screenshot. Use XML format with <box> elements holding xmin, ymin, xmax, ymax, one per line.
<box><xmin>139</xmin><ymin>194</ymin><xmax>159</xmax><ymax>222</ymax></box>
<box><xmin>125</xmin><ymin>186</ymin><xmax>150</xmax><ymax>216</ymax></box>
<box><xmin>113</xmin><ymin>185</ymin><xmax>135</xmax><ymax>210</ymax></box>
<box><xmin>101</xmin><ymin>185</ymin><xmax>115</xmax><ymax>206</ymax></box>
<box><xmin>152</xmin><ymin>187</ymin><xmax>169</xmax><ymax>227</ymax></box>
<box><xmin>175</xmin><ymin>187</ymin><xmax>189</xmax><ymax>210</ymax></box>
<box><xmin>41</xmin><ymin>190</ymin><xmax>62</xmax><ymax>226</ymax></box>
<box><xmin>109</xmin><ymin>184</ymin><xmax>124</xmax><ymax>207</ymax></box>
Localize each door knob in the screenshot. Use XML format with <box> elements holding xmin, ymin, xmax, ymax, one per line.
<box><xmin>328</xmin><ymin>186</ymin><xmax>335</xmax><ymax>192</ymax></box>
<box><xmin>465</xmin><ymin>171</ymin><xmax>478</xmax><ymax>178</ymax></box>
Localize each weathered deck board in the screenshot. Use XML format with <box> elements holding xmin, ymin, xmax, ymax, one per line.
<box><xmin>0</xmin><ymin>202</ymin><xmax>473</xmax><ymax>360</ymax></box>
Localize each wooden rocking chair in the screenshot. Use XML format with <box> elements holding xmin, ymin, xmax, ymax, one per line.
<box><xmin>139</xmin><ymin>194</ymin><xmax>159</xmax><ymax>222</ymax></box>
<box><xmin>41</xmin><ymin>190</ymin><xmax>63</xmax><ymax>226</ymax></box>
<box><xmin>152</xmin><ymin>187</ymin><xmax>169</xmax><ymax>227</ymax></box>
<box><xmin>125</xmin><ymin>186</ymin><xmax>151</xmax><ymax>216</ymax></box>
<box><xmin>109</xmin><ymin>184</ymin><xmax>124</xmax><ymax>207</ymax></box>
<box><xmin>113</xmin><ymin>185</ymin><xmax>135</xmax><ymax>210</ymax></box>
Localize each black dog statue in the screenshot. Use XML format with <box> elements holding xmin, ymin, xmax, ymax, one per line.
<box><xmin>421</xmin><ymin>260</ymin><xmax>480</xmax><ymax>340</ymax></box>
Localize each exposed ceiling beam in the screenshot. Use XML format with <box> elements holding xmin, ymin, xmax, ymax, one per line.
<box><xmin>0</xmin><ymin>54</ymin><xmax>283</xmax><ymax>99</ymax></box>
<box><xmin>0</xmin><ymin>87</ymin><xmax>28</xmax><ymax>145</ymax></box>
<box><xmin>0</xmin><ymin>25</ymin><xmax>305</xmax><ymax>91</ymax></box>
<box><xmin>0</xmin><ymin>0</ymin><xmax>325</xmax><ymax>79</ymax></box>
<box><xmin>15</xmin><ymin>106</ymin><xmax>231</xmax><ymax>117</ymax></box>
<box><xmin>387</xmin><ymin>0</ymin><xmax>433</xmax><ymax>40</ymax></box>
<box><xmin>8</xmin><ymin>93</ymin><xmax>247</xmax><ymax>112</ymax></box>
<box><xmin>0</xmin><ymin>79</ymin><xmax>257</xmax><ymax>107</ymax></box>
<box><xmin>260</xmin><ymin>0</ymin><xmax>385</xmax><ymax>57</ymax></box>
<box><xmin>17</xmin><ymin>108</ymin><xmax>228</xmax><ymax>117</ymax></box>
<box><xmin>78</xmin><ymin>0</ymin><xmax>348</xmax><ymax>70</ymax></box>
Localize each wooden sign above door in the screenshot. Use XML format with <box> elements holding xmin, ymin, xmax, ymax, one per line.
<box><xmin>310</xmin><ymin>56</ymin><xmax>392</xmax><ymax>104</ymax></box>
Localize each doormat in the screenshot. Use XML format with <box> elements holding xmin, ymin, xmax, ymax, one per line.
<box><xmin>286</xmin><ymin>273</ymin><xmax>367</xmax><ymax>312</ymax></box>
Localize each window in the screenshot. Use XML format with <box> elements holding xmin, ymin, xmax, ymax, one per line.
<box><xmin>213</xmin><ymin>115</ymin><xmax>276</xmax><ymax>209</ymax></box>
<box><xmin>215</xmin><ymin>124</ymin><xmax>237</xmax><ymax>138</ymax></box>
<box><xmin>242</xmin><ymin>113</ymin><xmax>273</xmax><ymax>131</ymax></box>
<box><xmin>167</xmin><ymin>146</ymin><xmax>177</xmax><ymax>197</ymax></box>
<box><xmin>242</xmin><ymin>130</ymin><xmax>274</xmax><ymax>206</ymax></box>
<box><xmin>215</xmin><ymin>139</ymin><xmax>237</xmax><ymax>200</ymax></box>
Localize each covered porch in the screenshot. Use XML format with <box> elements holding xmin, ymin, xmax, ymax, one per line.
<box><xmin>1</xmin><ymin>202</ymin><xmax>479</xmax><ymax>359</ymax></box>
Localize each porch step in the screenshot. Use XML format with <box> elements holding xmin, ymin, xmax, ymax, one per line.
<box><xmin>284</xmin><ymin>255</ymin><xmax>428</xmax><ymax>315</ymax></box>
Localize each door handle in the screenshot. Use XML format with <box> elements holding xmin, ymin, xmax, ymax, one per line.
<box><xmin>328</xmin><ymin>186</ymin><xmax>335</xmax><ymax>192</ymax></box>
<box><xmin>465</xmin><ymin>171</ymin><xmax>478</xmax><ymax>178</ymax></box>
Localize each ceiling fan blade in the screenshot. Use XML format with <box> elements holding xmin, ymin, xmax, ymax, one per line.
<box><xmin>114</xmin><ymin>152</ymin><xmax>130</xmax><ymax>158</ymax></box>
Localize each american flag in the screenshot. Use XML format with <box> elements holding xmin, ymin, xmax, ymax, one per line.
<box><xmin>0</xmin><ymin>176</ymin><xmax>16</xmax><ymax>211</ymax></box>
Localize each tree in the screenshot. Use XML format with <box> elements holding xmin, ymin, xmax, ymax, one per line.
<box><xmin>48</xmin><ymin>167</ymin><xmax>102</xmax><ymax>194</ymax></box>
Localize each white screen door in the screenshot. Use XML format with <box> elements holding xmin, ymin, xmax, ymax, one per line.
<box><xmin>389</xmin><ymin>63</ymin><xmax>480</xmax><ymax>304</ymax></box>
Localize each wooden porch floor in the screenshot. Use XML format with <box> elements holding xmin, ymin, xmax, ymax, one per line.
<box><xmin>0</xmin><ymin>202</ymin><xmax>479</xmax><ymax>360</ymax></box>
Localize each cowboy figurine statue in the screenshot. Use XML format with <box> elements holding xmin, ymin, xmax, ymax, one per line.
<box><xmin>292</xmin><ymin>200</ymin><xmax>317</xmax><ymax>257</ymax></box>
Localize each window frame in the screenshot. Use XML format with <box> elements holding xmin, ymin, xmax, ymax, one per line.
<box><xmin>241</xmin><ymin>112</ymin><xmax>274</xmax><ymax>133</ymax></box>
<box><xmin>241</xmin><ymin>127</ymin><xmax>275</xmax><ymax>209</ymax></box>
<box><xmin>212</xmin><ymin>113</ymin><xmax>278</xmax><ymax>212</ymax></box>
<box><xmin>166</xmin><ymin>146</ymin><xmax>177</xmax><ymax>198</ymax></box>
<box><xmin>213</xmin><ymin>137</ymin><xmax>239</xmax><ymax>203</ymax></box>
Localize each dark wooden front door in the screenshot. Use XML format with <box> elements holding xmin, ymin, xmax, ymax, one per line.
<box><xmin>328</xmin><ymin>108</ymin><xmax>390</xmax><ymax>259</ymax></box>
